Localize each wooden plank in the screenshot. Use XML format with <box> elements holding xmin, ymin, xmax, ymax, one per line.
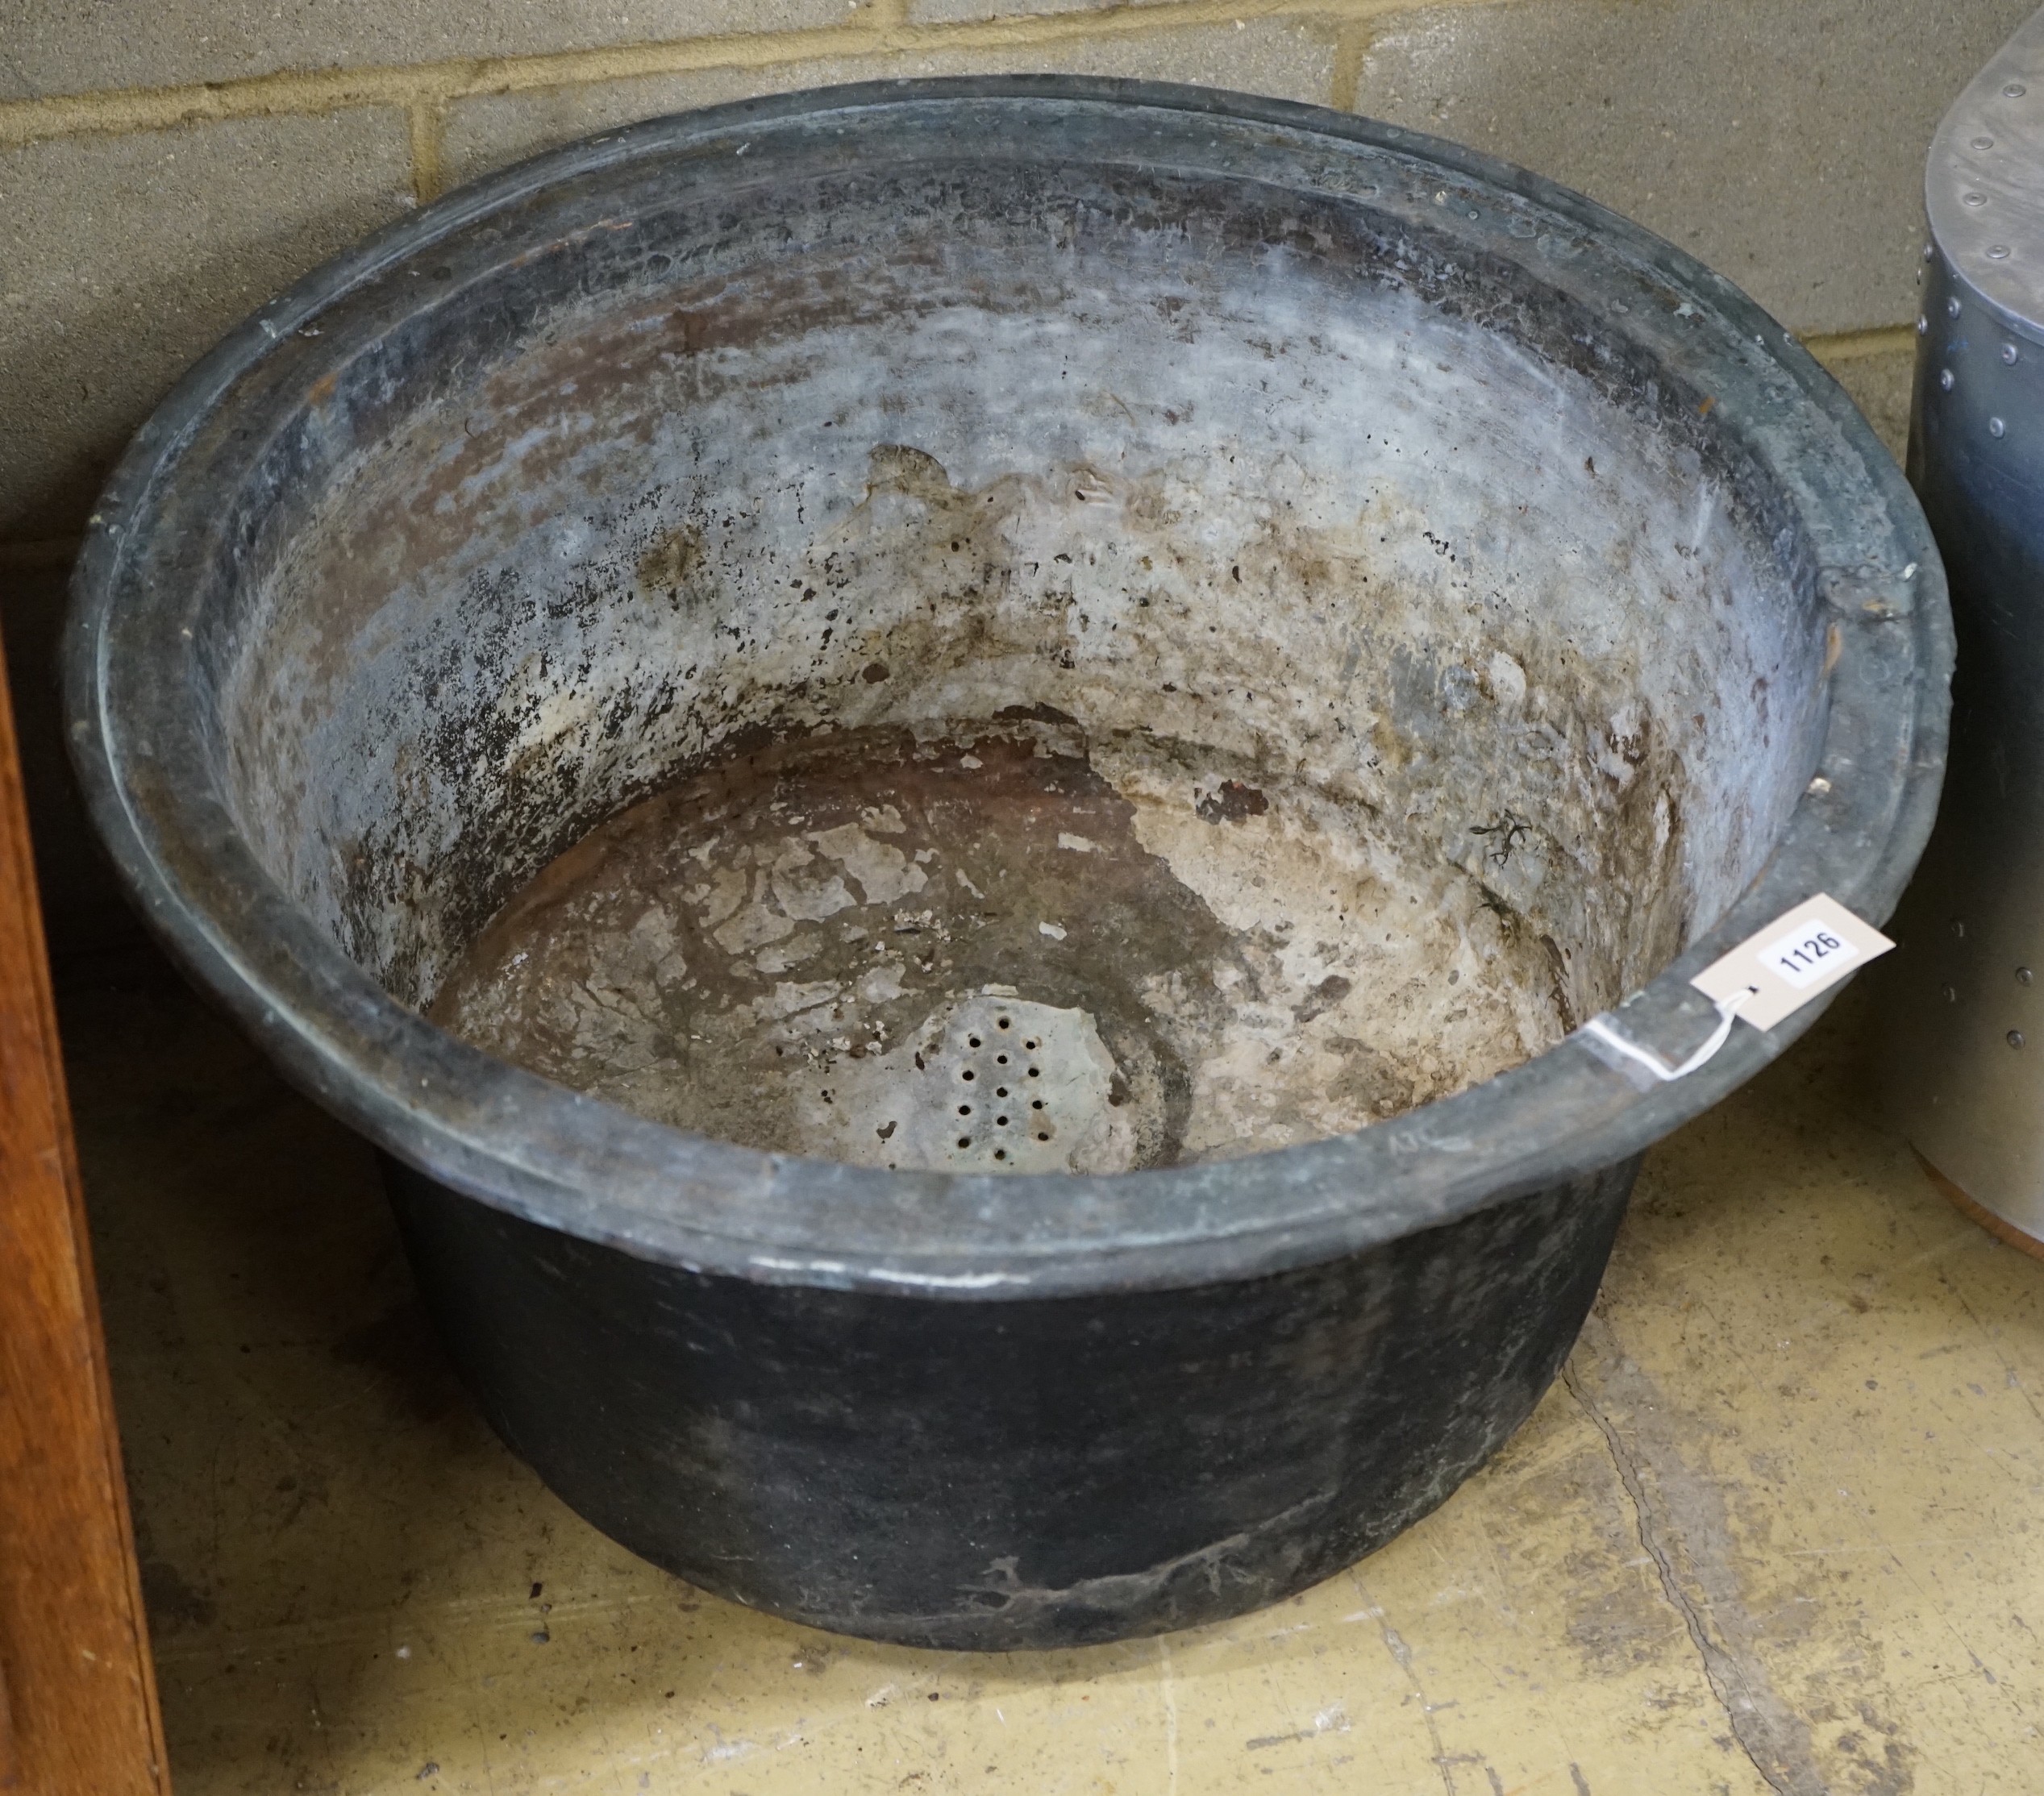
<box><xmin>0</xmin><ymin>617</ymin><xmax>169</xmax><ymax>1794</ymax></box>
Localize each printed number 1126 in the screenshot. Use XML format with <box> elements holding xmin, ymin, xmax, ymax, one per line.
<box><xmin>1761</xmin><ymin>923</ymin><xmax>1855</xmax><ymax>990</ymax></box>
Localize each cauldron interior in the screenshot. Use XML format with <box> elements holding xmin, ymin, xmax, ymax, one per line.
<box><xmin>216</xmin><ymin>135</ymin><xmax>1819</xmax><ymax>1168</ymax></box>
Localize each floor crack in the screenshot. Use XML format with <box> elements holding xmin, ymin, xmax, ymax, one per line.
<box><xmin>1352</xmin><ymin>1573</ymin><xmax>1458</xmax><ymax>1795</ymax></box>
<box><xmin>1155</xmin><ymin>1636</ymin><xmax>1180</xmax><ymax>1796</ymax></box>
<box><xmin>1562</xmin><ymin>1355</ymin><xmax>1792</xmax><ymax>1796</ymax></box>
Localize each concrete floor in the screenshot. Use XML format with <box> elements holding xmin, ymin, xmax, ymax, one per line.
<box><xmin>1817</xmin><ymin>346</ymin><xmax>1917</xmax><ymax>471</ymax></box>
<box><xmin>60</xmin><ymin>918</ymin><xmax>2044</xmax><ymax>1796</ymax></box>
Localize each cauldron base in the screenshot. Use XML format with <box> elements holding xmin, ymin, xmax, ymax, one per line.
<box><xmin>382</xmin><ymin>1146</ymin><xmax>1635</xmax><ymax>1648</ymax></box>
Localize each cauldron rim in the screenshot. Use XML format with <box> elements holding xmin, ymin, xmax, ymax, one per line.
<box><xmin>64</xmin><ymin>77</ymin><xmax>1950</xmax><ymax>1298</ymax></box>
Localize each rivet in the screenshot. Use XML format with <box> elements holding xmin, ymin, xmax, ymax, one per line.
<box><xmin>1924</xmin><ymin>243</ymin><xmax>1937</xmax><ymax>261</ymax></box>
<box><xmin>1965</xmin><ymin>191</ymin><xmax>1988</xmax><ymax>206</ymax></box>
<box><xmin>2019</xmin><ymin>967</ymin><xmax>2034</xmax><ymax>985</ymax></box>
<box><xmin>1991</xmin><ymin>417</ymin><xmax>2007</xmax><ymax>437</ymax></box>
<box><xmin>2005</xmin><ymin>343</ymin><xmax>2021</xmax><ymax>364</ymax></box>
<box><xmin>2007</xmin><ymin>81</ymin><xmax>2029</xmax><ymax>98</ymax></box>
<box><xmin>1917</xmin><ymin>315</ymin><xmax>1930</xmax><ymax>334</ymax></box>
<box><xmin>1989</xmin><ymin>243</ymin><xmax>2013</xmax><ymax>260</ymax></box>
<box><xmin>2012</xmin><ymin>1029</ymin><xmax>2027</xmax><ymax>1049</ymax></box>
<box><xmin>1941</xmin><ymin>369</ymin><xmax>1956</xmax><ymax>390</ymax></box>
<box><xmin>1974</xmin><ymin>134</ymin><xmax>1996</xmax><ymax>149</ymax></box>
<box><xmin>1949</xmin><ymin>296</ymin><xmax>1964</xmax><ymax>317</ymax></box>
<box><xmin>1944</xmin><ymin>984</ymin><xmax>1960</xmax><ymax>1003</ymax></box>
<box><xmin>1955</xmin><ymin>919</ymin><xmax>1969</xmax><ymax>938</ymax></box>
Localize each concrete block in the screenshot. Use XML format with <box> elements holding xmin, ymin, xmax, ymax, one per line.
<box><xmin>1354</xmin><ymin>0</ymin><xmax>2038</xmax><ymax>335</ymax></box>
<box><xmin>443</xmin><ymin>21</ymin><xmax>1338</xmax><ymax>189</ymax></box>
<box><xmin>1</xmin><ymin>559</ymin><xmax>140</xmax><ymax>961</ymax></box>
<box><xmin>0</xmin><ymin>110</ymin><xmax>414</xmax><ymax>540</ymax></box>
<box><xmin>0</xmin><ymin>0</ymin><xmax>862</xmax><ymax>102</ymax></box>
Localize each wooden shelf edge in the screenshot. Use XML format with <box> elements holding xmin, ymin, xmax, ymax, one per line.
<box><xmin>0</xmin><ymin>616</ymin><xmax>170</xmax><ymax>1794</ymax></box>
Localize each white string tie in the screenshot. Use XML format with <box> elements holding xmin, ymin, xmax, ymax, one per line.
<box><xmin>1580</xmin><ymin>985</ymin><xmax>1755</xmax><ymax>1083</ymax></box>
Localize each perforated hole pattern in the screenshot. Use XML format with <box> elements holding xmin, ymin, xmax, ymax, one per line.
<box><xmin>815</xmin><ymin>991</ymin><xmax>1124</xmax><ymax>1174</ymax></box>
<box><xmin>947</xmin><ymin>1012</ymin><xmax>1056</xmax><ymax>1162</ymax></box>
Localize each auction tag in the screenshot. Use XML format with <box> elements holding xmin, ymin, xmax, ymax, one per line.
<box><xmin>1690</xmin><ymin>893</ymin><xmax>1893</xmax><ymax>1031</ymax></box>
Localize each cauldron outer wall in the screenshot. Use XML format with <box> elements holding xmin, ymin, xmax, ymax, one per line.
<box><xmin>383</xmin><ymin>1154</ymin><xmax>1636</xmax><ymax>1648</ymax></box>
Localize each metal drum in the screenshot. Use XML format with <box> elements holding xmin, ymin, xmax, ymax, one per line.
<box><xmin>1884</xmin><ymin>8</ymin><xmax>2044</xmax><ymax>1249</ymax></box>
